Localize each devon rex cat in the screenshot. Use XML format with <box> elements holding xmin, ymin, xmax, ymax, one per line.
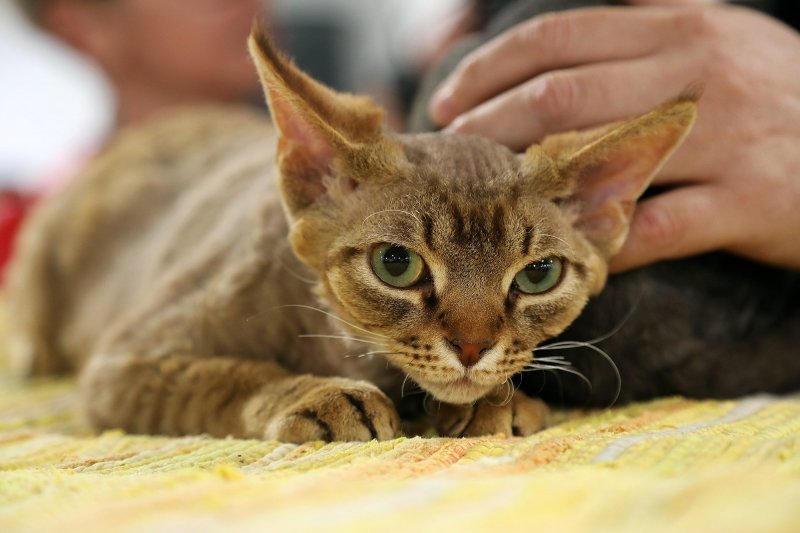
<box><xmin>9</xmin><ymin>24</ymin><xmax>702</xmax><ymax>442</ymax></box>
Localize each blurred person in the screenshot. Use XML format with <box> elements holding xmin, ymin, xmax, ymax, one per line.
<box><xmin>2</xmin><ymin>0</ymin><xmax>266</xmax><ymax>280</ymax></box>
<box><xmin>16</xmin><ymin>0</ymin><xmax>264</xmax><ymax>130</ymax></box>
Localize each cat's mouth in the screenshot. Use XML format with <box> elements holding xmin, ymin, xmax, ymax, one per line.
<box><xmin>416</xmin><ymin>375</ymin><xmax>497</xmax><ymax>404</ymax></box>
<box><xmin>380</xmin><ymin>345</ymin><xmax>512</xmax><ymax>404</ymax></box>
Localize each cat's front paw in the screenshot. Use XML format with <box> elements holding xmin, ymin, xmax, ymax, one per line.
<box><xmin>264</xmin><ymin>378</ymin><xmax>401</xmax><ymax>443</ymax></box>
<box><xmin>436</xmin><ymin>390</ymin><xmax>550</xmax><ymax>438</ymax></box>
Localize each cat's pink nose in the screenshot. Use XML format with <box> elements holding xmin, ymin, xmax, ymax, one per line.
<box><xmin>446</xmin><ymin>338</ymin><xmax>494</xmax><ymax>368</ymax></box>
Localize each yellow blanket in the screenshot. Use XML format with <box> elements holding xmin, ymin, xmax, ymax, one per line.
<box><xmin>2</xmin><ymin>369</ymin><xmax>799</xmax><ymax>532</ymax></box>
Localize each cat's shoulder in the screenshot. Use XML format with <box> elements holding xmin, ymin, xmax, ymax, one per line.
<box><xmin>94</xmin><ymin>105</ymin><xmax>274</xmax><ymax>177</ymax></box>
<box><xmin>113</xmin><ymin>105</ymin><xmax>274</xmax><ymax>150</ymax></box>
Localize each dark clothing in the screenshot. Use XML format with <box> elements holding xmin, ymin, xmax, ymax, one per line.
<box><xmin>476</xmin><ymin>0</ymin><xmax>799</xmax><ymax>30</ymax></box>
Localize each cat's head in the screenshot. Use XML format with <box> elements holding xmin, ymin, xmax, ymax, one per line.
<box><xmin>249</xmin><ymin>26</ymin><xmax>696</xmax><ymax>404</ymax></box>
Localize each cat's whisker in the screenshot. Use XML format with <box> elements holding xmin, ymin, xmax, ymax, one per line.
<box><xmin>401</xmin><ymin>375</ymin><xmax>410</xmax><ymax>398</ymax></box>
<box><xmin>278</xmin><ymin>304</ymin><xmax>390</xmax><ymax>340</ymax></box>
<box><xmin>503</xmin><ymin>378</ymin><xmax>514</xmax><ymax>406</ymax></box>
<box><xmin>400</xmin><ymin>374</ymin><xmax>424</xmax><ymax>398</ymax></box>
<box><xmin>298</xmin><ymin>333</ymin><xmax>386</xmax><ymax>346</ymax></box>
<box><xmin>485</xmin><ymin>379</ymin><xmax>508</xmax><ymax>407</ymax></box>
<box><xmin>422</xmin><ymin>394</ymin><xmax>438</xmax><ymax>416</ymax></box>
<box><xmin>534</xmin><ymin>341</ymin><xmax>622</xmax><ymax>407</ymax></box>
<box><xmin>344</xmin><ymin>350</ymin><xmax>402</xmax><ymax>360</ymax></box>
<box><xmin>544</xmin><ymin>369</ymin><xmax>565</xmax><ymax>404</ymax></box>
<box><xmin>533</xmin><ymin>340</ymin><xmax>621</xmax><ymax>406</ymax></box>
<box><xmin>558</xmin><ymin>342</ymin><xmax>621</xmax><ymax>407</ymax></box>
<box><xmin>524</xmin><ymin>363</ymin><xmax>594</xmax><ymax>393</ymax></box>
<box><xmin>533</xmin><ymin>349</ymin><xmax>621</xmax><ymax>407</ymax></box>
<box><xmin>484</xmin><ymin>378</ymin><xmax>515</xmax><ymax>407</ymax></box>
<box><xmin>536</xmin><ymin>341</ymin><xmax>589</xmax><ymax>350</ymax></box>
<box><xmin>532</xmin><ymin>355</ymin><xmax>573</xmax><ymax>366</ymax></box>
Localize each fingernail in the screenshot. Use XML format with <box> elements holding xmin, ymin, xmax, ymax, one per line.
<box><xmin>429</xmin><ymin>86</ymin><xmax>456</xmax><ymax>126</ymax></box>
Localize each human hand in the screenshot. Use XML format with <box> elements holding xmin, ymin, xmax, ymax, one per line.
<box><xmin>428</xmin><ymin>2</ymin><xmax>800</xmax><ymax>272</ymax></box>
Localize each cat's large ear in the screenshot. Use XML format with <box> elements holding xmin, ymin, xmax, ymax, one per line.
<box><xmin>248</xmin><ymin>22</ymin><xmax>404</xmax><ymax>217</ymax></box>
<box><xmin>540</xmin><ymin>92</ymin><xmax>697</xmax><ymax>259</ymax></box>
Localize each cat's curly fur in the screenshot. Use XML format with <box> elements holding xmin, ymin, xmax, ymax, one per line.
<box><xmin>7</xmin><ymin>24</ymin><xmax>697</xmax><ymax>442</ymax></box>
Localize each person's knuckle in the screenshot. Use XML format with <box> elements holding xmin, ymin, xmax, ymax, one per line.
<box><xmin>673</xmin><ymin>6</ymin><xmax>720</xmax><ymax>39</ymax></box>
<box><xmin>635</xmin><ymin>203</ymin><xmax>685</xmax><ymax>252</ymax></box>
<box><xmin>524</xmin><ymin>72</ymin><xmax>578</xmax><ymax>120</ymax></box>
<box><xmin>704</xmin><ymin>42</ymin><xmax>741</xmax><ymax>83</ymax></box>
<box><xmin>520</xmin><ymin>12</ymin><xmax>573</xmax><ymax>59</ymax></box>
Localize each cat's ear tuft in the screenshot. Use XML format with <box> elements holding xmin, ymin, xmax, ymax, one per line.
<box><xmin>248</xmin><ymin>22</ymin><xmax>396</xmax><ymax>216</ymax></box>
<box><xmin>558</xmin><ymin>95</ymin><xmax>697</xmax><ymax>259</ymax></box>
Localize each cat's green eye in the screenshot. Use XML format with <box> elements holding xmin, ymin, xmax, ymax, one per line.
<box><xmin>371</xmin><ymin>244</ymin><xmax>426</xmax><ymax>288</ymax></box>
<box><xmin>514</xmin><ymin>257</ymin><xmax>563</xmax><ymax>295</ymax></box>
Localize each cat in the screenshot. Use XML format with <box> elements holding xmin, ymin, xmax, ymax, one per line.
<box><xmin>410</xmin><ymin>0</ymin><xmax>800</xmax><ymax>408</ymax></box>
<box><xmin>7</xmin><ymin>22</ymin><xmax>697</xmax><ymax>443</ymax></box>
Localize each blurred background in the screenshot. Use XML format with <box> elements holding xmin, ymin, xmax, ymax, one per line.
<box><xmin>2</xmin><ymin>0</ymin><xmax>794</xmax><ymax>197</ymax></box>
<box><xmin>0</xmin><ymin>0</ymin><xmax>478</xmax><ymax>192</ymax></box>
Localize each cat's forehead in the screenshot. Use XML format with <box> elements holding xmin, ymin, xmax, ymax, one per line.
<box><xmin>346</xmin><ymin>133</ymin><xmax>573</xmax><ymax>263</ymax></box>
<box><xmin>398</xmin><ymin>133</ymin><xmax>523</xmax><ymax>186</ymax></box>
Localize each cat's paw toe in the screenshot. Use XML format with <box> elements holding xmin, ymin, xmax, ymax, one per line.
<box><xmin>266</xmin><ymin>380</ymin><xmax>400</xmax><ymax>443</ymax></box>
<box><xmin>508</xmin><ymin>393</ymin><xmax>551</xmax><ymax>437</ymax></box>
<box><xmin>436</xmin><ymin>391</ymin><xmax>550</xmax><ymax>438</ymax></box>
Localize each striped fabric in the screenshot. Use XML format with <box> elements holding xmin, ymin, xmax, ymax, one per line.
<box><xmin>2</xmin><ymin>369</ymin><xmax>800</xmax><ymax>532</ymax></box>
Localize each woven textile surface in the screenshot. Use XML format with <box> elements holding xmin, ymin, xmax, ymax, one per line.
<box><xmin>1</xmin><ymin>341</ymin><xmax>800</xmax><ymax>532</ymax></box>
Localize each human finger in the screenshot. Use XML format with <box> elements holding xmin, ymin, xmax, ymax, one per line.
<box><xmin>608</xmin><ymin>184</ymin><xmax>737</xmax><ymax>273</ymax></box>
<box><xmin>626</xmin><ymin>0</ymin><xmax>714</xmax><ymax>6</ymax></box>
<box><xmin>430</xmin><ymin>6</ymin><xmax>684</xmax><ymax>126</ymax></box>
<box><xmin>445</xmin><ymin>54</ymin><xmax>692</xmax><ymax>151</ymax></box>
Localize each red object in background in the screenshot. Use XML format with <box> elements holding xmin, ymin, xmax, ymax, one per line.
<box><xmin>0</xmin><ymin>191</ymin><xmax>38</xmax><ymax>284</ymax></box>
<box><xmin>0</xmin><ymin>149</ymin><xmax>96</xmax><ymax>285</ymax></box>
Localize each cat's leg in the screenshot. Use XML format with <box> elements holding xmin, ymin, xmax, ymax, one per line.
<box><xmin>82</xmin><ymin>354</ymin><xmax>401</xmax><ymax>443</ymax></box>
<box><xmin>435</xmin><ymin>389</ymin><xmax>550</xmax><ymax>438</ymax></box>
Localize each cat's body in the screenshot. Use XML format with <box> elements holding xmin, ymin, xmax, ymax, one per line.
<box><xmin>9</xmin><ymin>25</ymin><xmax>796</xmax><ymax>444</ymax></box>
<box><xmin>11</xmin><ymin>102</ymin><xmax>576</xmax><ymax>439</ymax></box>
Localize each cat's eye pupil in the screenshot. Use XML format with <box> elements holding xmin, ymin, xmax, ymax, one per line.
<box><xmin>382</xmin><ymin>246</ymin><xmax>411</xmax><ymax>276</ymax></box>
<box><xmin>524</xmin><ymin>259</ymin><xmax>554</xmax><ymax>284</ymax></box>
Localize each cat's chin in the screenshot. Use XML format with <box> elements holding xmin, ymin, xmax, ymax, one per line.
<box><xmin>419</xmin><ymin>378</ymin><xmax>497</xmax><ymax>405</ymax></box>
